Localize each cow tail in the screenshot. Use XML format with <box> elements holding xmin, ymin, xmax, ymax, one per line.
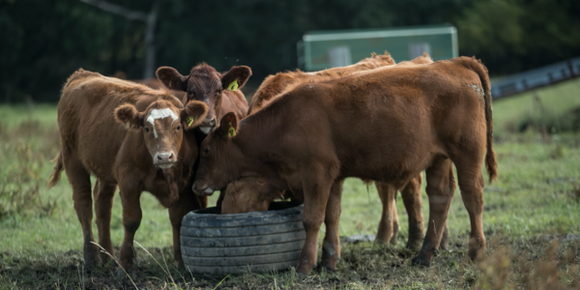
<box><xmin>47</xmin><ymin>152</ymin><xmax>64</xmax><ymax>189</ymax></box>
<box><xmin>471</xmin><ymin>57</ymin><xmax>498</xmax><ymax>183</ymax></box>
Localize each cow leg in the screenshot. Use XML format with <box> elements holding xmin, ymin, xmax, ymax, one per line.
<box><xmin>440</xmin><ymin>223</ymin><xmax>450</xmax><ymax>251</ymax></box>
<box><xmin>453</xmin><ymin>157</ymin><xmax>485</xmax><ymax>261</ymax></box>
<box><xmin>400</xmin><ymin>173</ymin><xmax>424</xmax><ymax>250</ymax></box>
<box><xmin>64</xmin><ymin>158</ymin><xmax>99</xmax><ymax>270</ymax></box>
<box><xmin>439</xmin><ymin>165</ymin><xmax>455</xmax><ymax>251</ymax></box>
<box><xmin>412</xmin><ymin>157</ymin><xmax>454</xmax><ymax>266</ymax></box>
<box><xmin>93</xmin><ymin>179</ymin><xmax>117</xmax><ymax>264</ymax></box>
<box><xmin>375</xmin><ymin>181</ymin><xmax>398</xmax><ymax>246</ymax></box>
<box><xmin>118</xmin><ymin>185</ymin><xmax>142</xmax><ymax>270</ymax></box>
<box><xmin>321</xmin><ymin>179</ymin><xmax>343</xmax><ymax>271</ymax></box>
<box><xmin>168</xmin><ymin>187</ymin><xmax>207</xmax><ymax>269</ymax></box>
<box><xmin>390</xmin><ymin>195</ymin><xmax>400</xmax><ymax>244</ymax></box>
<box><xmin>296</xmin><ymin>167</ymin><xmax>334</xmax><ymax>275</ymax></box>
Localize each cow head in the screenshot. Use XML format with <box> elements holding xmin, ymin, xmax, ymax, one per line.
<box><xmin>221</xmin><ymin>177</ymin><xmax>284</xmax><ymax>214</ymax></box>
<box><xmin>156</xmin><ymin>63</ymin><xmax>252</xmax><ymax>134</ymax></box>
<box><xmin>114</xmin><ymin>97</ymin><xmax>208</xmax><ymax>168</ymax></box>
<box><xmin>193</xmin><ymin>112</ymin><xmax>249</xmax><ymax>196</ymax></box>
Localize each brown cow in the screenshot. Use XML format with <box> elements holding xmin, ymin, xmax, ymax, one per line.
<box><xmin>224</xmin><ymin>53</ymin><xmax>437</xmax><ymax>250</ymax></box>
<box><xmin>156</xmin><ymin>63</ymin><xmax>252</xmax><ymax>134</ymax></box>
<box><xmin>222</xmin><ymin>52</ymin><xmax>395</xmax><ymax>212</ymax></box>
<box><xmin>47</xmin><ymin>69</ymin><xmax>209</xmax><ymax>270</ymax></box>
<box><xmin>247</xmin><ymin>51</ymin><xmax>395</xmax><ymax>115</ymax></box>
<box><xmin>193</xmin><ymin>56</ymin><xmax>497</xmax><ymax>275</ymax></box>
<box><xmin>221</xmin><ymin>176</ymin><xmax>289</xmax><ymax>213</ymax></box>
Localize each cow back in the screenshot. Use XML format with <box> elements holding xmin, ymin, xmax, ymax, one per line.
<box><xmin>248</xmin><ymin>52</ymin><xmax>395</xmax><ymax>115</ymax></box>
<box><xmin>239</xmin><ymin>57</ymin><xmax>489</xmax><ymax>184</ymax></box>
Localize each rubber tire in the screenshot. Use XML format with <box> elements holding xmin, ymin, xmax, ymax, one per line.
<box><xmin>181</xmin><ymin>202</ymin><xmax>305</xmax><ymax>276</ymax></box>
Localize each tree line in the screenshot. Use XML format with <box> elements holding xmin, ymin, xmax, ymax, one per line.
<box><xmin>1</xmin><ymin>0</ymin><xmax>579</xmax><ymax>102</ymax></box>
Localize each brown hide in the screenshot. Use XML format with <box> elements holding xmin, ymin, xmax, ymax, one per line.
<box><xmin>156</xmin><ymin>63</ymin><xmax>251</xmax><ymax>134</ymax></box>
<box><xmin>247</xmin><ymin>51</ymin><xmax>395</xmax><ymax>115</ymax></box>
<box><xmin>194</xmin><ymin>56</ymin><xmax>497</xmax><ymax>274</ymax></box>
<box><xmin>221</xmin><ymin>177</ymin><xmax>287</xmax><ymax>213</ymax></box>
<box><xmin>47</xmin><ymin>69</ymin><xmax>209</xmax><ymax>270</ymax></box>
<box><xmin>133</xmin><ymin>77</ymin><xmax>188</xmax><ymax>102</ymax></box>
<box><xmin>133</xmin><ymin>77</ymin><xmax>166</xmax><ymax>89</ymax></box>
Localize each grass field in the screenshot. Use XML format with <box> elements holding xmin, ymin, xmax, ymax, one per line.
<box><xmin>0</xmin><ymin>79</ymin><xmax>579</xmax><ymax>289</ymax></box>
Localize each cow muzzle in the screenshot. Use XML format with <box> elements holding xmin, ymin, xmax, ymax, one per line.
<box><xmin>199</xmin><ymin>117</ymin><xmax>216</xmax><ymax>134</ymax></box>
<box><xmin>153</xmin><ymin>152</ymin><xmax>176</xmax><ymax>169</ymax></box>
<box><xmin>192</xmin><ymin>182</ymin><xmax>215</xmax><ymax>196</ymax></box>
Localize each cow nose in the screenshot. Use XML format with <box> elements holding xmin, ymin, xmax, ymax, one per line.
<box><xmin>156</xmin><ymin>152</ymin><xmax>174</xmax><ymax>163</ymax></box>
<box><xmin>200</xmin><ymin>117</ymin><xmax>216</xmax><ymax>134</ymax></box>
<box><xmin>203</xmin><ymin>117</ymin><xmax>216</xmax><ymax>127</ymax></box>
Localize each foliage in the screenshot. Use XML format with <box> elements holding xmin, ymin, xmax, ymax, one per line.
<box><xmin>2</xmin><ymin>0</ymin><xmax>580</xmax><ymax>103</ymax></box>
<box><xmin>457</xmin><ymin>0</ymin><xmax>580</xmax><ymax>75</ymax></box>
<box><xmin>0</xmin><ymin>115</ymin><xmax>59</xmax><ymax>220</ymax></box>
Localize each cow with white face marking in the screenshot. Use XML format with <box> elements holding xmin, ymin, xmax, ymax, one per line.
<box><xmin>156</xmin><ymin>63</ymin><xmax>252</xmax><ymax>134</ymax></box>
<box><xmin>48</xmin><ymin>69</ymin><xmax>209</xmax><ymax>271</ymax></box>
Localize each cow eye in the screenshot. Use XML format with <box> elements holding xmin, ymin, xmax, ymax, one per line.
<box><xmin>176</xmin><ymin>125</ymin><xmax>181</xmax><ymax>131</ymax></box>
<box><xmin>145</xmin><ymin>127</ymin><xmax>150</xmax><ymax>133</ymax></box>
<box><xmin>204</xmin><ymin>147</ymin><xmax>210</xmax><ymax>154</ymax></box>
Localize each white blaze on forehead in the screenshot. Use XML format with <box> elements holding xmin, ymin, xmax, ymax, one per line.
<box><xmin>146</xmin><ymin>108</ymin><xmax>179</xmax><ymax>138</ymax></box>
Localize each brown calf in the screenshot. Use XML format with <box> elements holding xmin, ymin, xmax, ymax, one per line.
<box><xmin>47</xmin><ymin>69</ymin><xmax>208</xmax><ymax>270</ymax></box>
<box><xmin>193</xmin><ymin>56</ymin><xmax>497</xmax><ymax>274</ymax></box>
<box><xmin>156</xmin><ymin>63</ymin><xmax>252</xmax><ymax>134</ymax></box>
<box><xmin>225</xmin><ymin>53</ymin><xmax>437</xmax><ymax>250</ymax></box>
<box><xmin>221</xmin><ymin>177</ymin><xmax>289</xmax><ymax>213</ymax></box>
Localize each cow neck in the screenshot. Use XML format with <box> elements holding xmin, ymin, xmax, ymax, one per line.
<box><xmin>234</xmin><ymin>104</ymin><xmax>287</xmax><ymax>179</ymax></box>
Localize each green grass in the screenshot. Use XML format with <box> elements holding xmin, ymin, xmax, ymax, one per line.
<box><xmin>1</xmin><ymin>78</ymin><xmax>580</xmax><ymax>289</ymax></box>
<box><xmin>493</xmin><ymin>78</ymin><xmax>580</xmax><ymax>135</ymax></box>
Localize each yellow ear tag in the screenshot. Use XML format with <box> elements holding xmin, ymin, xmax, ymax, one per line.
<box><xmin>228</xmin><ymin>122</ymin><xmax>236</xmax><ymax>137</ymax></box>
<box><xmin>228</xmin><ymin>80</ymin><xmax>238</xmax><ymax>91</ymax></box>
<box><xmin>186</xmin><ymin>116</ymin><xmax>194</xmax><ymax>127</ymax></box>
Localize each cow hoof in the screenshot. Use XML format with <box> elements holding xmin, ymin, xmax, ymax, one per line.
<box><xmin>411</xmin><ymin>256</ymin><xmax>431</xmax><ymax>267</ymax></box>
<box><xmin>315</xmin><ymin>262</ymin><xmax>337</xmax><ymax>273</ymax></box>
<box><xmin>468</xmin><ymin>248</ymin><xmax>485</xmax><ymax>262</ymax></box>
<box><xmin>296</xmin><ymin>272</ymin><xmax>309</xmax><ymax>279</ymax></box>
<box><xmin>324</xmin><ymin>266</ymin><xmax>337</xmax><ymax>273</ymax></box>
<box><xmin>115</xmin><ymin>267</ymin><xmax>132</xmax><ymax>280</ymax></box>
<box><xmin>83</xmin><ymin>255</ymin><xmax>101</xmax><ymax>272</ymax></box>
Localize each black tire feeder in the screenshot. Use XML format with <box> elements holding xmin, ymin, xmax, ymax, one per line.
<box><xmin>180</xmin><ymin>202</ymin><xmax>305</xmax><ymax>276</ymax></box>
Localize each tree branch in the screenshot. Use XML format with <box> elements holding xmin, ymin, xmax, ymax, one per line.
<box><xmin>80</xmin><ymin>0</ymin><xmax>148</xmax><ymax>22</ymax></box>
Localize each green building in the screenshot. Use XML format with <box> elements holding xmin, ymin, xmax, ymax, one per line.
<box><xmin>297</xmin><ymin>24</ymin><xmax>458</xmax><ymax>71</ymax></box>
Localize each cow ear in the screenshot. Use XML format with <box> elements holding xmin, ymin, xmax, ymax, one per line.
<box><xmin>221</xmin><ymin>65</ymin><xmax>252</xmax><ymax>91</ymax></box>
<box><xmin>156</xmin><ymin>66</ymin><xmax>187</xmax><ymax>91</ymax></box>
<box><xmin>219</xmin><ymin>112</ymin><xmax>238</xmax><ymax>138</ymax></box>
<box><xmin>180</xmin><ymin>101</ymin><xmax>208</xmax><ymax>130</ymax></box>
<box><xmin>114</xmin><ymin>104</ymin><xmax>143</xmax><ymax>130</ymax></box>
